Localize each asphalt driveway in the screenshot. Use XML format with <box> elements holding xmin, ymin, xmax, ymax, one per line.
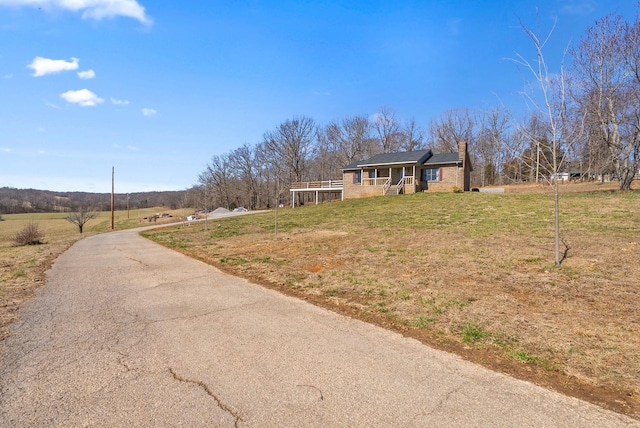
<box><xmin>1</xmin><ymin>227</ymin><xmax>637</xmax><ymax>427</ymax></box>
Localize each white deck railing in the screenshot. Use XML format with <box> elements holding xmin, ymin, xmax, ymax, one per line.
<box><xmin>290</xmin><ymin>180</ymin><xmax>344</xmax><ymax>189</ymax></box>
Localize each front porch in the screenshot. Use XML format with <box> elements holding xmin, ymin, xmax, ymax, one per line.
<box><xmin>359</xmin><ymin>166</ymin><xmax>418</xmax><ymax>196</ymax></box>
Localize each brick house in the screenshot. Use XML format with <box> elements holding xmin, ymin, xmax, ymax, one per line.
<box><xmin>341</xmin><ymin>141</ymin><xmax>472</xmax><ymax>199</ymax></box>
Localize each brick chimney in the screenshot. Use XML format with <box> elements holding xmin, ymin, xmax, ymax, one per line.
<box><xmin>458</xmin><ymin>140</ymin><xmax>467</xmax><ymax>164</ymax></box>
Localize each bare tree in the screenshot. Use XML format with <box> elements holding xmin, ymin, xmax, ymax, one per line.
<box><xmin>199</xmin><ymin>153</ymin><xmax>234</xmax><ymax>209</ymax></box>
<box><xmin>262</xmin><ymin>115</ymin><xmax>317</xmax><ymax>188</ymax></box>
<box><xmin>372</xmin><ymin>106</ymin><xmax>401</xmax><ymax>153</ymax></box>
<box><xmin>399</xmin><ymin>117</ymin><xmax>426</xmax><ymax>151</ymax></box>
<box><xmin>502</xmin><ymin>126</ymin><xmax>529</xmax><ymax>183</ymax></box>
<box><xmin>427</xmin><ymin>108</ymin><xmax>476</xmax><ymax>153</ymax></box>
<box><xmin>477</xmin><ymin>106</ymin><xmax>512</xmax><ymax>185</ymax></box>
<box><xmin>322</xmin><ymin>115</ymin><xmax>371</xmax><ymax>169</ymax></box>
<box><xmin>230</xmin><ymin>144</ymin><xmax>259</xmax><ymax>209</ymax></box>
<box><xmin>513</xmin><ymin>18</ymin><xmax>583</xmax><ymax>266</ymax></box>
<box><xmin>571</xmin><ymin>14</ymin><xmax>640</xmax><ymax>190</ymax></box>
<box><xmin>66</xmin><ymin>206</ymin><xmax>99</xmax><ymax>233</ymax></box>
<box><xmin>519</xmin><ymin>113</ymin><xmax>557</xmax><ymax>182</ymax></box>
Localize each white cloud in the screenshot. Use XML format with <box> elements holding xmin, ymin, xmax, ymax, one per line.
<box><xmin>3</xmin><ymin>73</ymin><xmax>12</xmax><ymax>79</ymax></box>
<box><xmin>60</xmin><ymin>89</ymin><xmax>104</xmax><ymax>107</ymax></box>
<box><xmin>560</xmin><ymin>0</ymin><xmax>595</xmax><ymax>15</ymax></box>
<box><xmin>45</xmin><ymin>101</ymin><xmax>62</xmax><ymax>109</ymax></box>
<box><xmin>142</xmin><ymin>108</ymin><xmax>157</xmax><ymax>117</ymax></box>
<box><xmin>28</xmin><ymin>56</ymin><xmax>79</xmax><ymax>77</ymax></box>
<box><xmin>77</xmin><ymin>69</ymin><xmax>95</xmax><ymax>79</ymax></box>
<box><xmin>0</xmin><ymin>0</ymin><xmax>151</xmax><ymax>24</ymax></box>
<box><xmin>1</xmin><ymin>147</ymin><xmax>11</xmax><ymax>153</ymax></box>
<box><xmin>111</xmin><ymin>97</ymin><xmax>129</xmax><ymax>105</ymax></box>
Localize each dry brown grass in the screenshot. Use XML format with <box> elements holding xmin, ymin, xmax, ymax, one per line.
<box><xmin>145</xmin><ymin>181</ymin><xmax>640</xmax><ymax>418</ymax></box>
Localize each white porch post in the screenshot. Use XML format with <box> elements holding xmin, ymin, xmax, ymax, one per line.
<box><xmin>413</xmin><ymin>165</ymin><xmax>416</xmax><ymax>192</ymax></box>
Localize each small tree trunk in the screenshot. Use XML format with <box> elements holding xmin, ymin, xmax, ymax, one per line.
<box><xmin>553</xmin><ymin>178</ymin><xmax>560</xmax><ymax>266</ymax></box>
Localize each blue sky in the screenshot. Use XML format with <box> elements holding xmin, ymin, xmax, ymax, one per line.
<box><xmin>0</xmin><ymin>0</ymin><xmax>636</xmax><ymax>193</ymax></box>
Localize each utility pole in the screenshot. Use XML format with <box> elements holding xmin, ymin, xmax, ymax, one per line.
<box><xmin>111</xmin><ymin>166</ymin><xmax>115</xmax><ymax>230</ymax></box>
<box><xmin>126</xmin><ymin>193</ymin><xmax>130</xmax><ymax>219</ymax></box>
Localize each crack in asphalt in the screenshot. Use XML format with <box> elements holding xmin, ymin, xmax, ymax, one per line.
<box><xmin>296</xmin><ymin>384</ymin><xmax>324</xmax><ymax>400</ymax></box>
<box><xmin>169</xmin><ymin>368</ymin><xmax>244</xmax><ymax>427</ymax></box>
<box><xmin>139</xmin><ymin>273</ymin><xmax>224</xmax><ymax>290</ymax></box>
<box><xmin>427</xmin><ymin>379</ymin><xmax>467</xmax><ymax>416</ymax></box>
<box><xmin>137</xmin><ymin>299</ymin><xmax>264</xmax><ymax>326</ymax></box>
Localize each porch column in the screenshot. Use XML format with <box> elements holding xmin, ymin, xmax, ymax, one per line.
<box><xmin>413</xmin><ymin>165</ymin><xmax>416</xmax><ymax>193</ymax></box>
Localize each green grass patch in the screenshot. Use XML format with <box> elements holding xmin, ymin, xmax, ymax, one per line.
<box><xmin>219</xmin><ymin>256</ymin><xmax>249</xmax><ymax>265</ymax></box>
<box><xmin>461</xmin><ymin>323</ymin><xmax>491</xmax><ymax>344</ymax></box>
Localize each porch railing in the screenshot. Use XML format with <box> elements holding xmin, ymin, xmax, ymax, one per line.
<box><xmin>290</xmin><ymin>180</ymin><xmax>344</xmax><ymax>189</ymax></box>
<box><xmin>382</xmin><ymin>178</ymin><xmax>391</xmax><ymax>194</ymax></box>
<box><xmin>362</xmin><ymin>177</ymin><xmax>390</xmax><ymax>186</ymax></box>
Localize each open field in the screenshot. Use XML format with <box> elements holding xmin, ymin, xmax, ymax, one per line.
<box><xmin>144</xmin><ymin>182</ymin><xmax>640</xmax><ymax>417</ymax></box>
<box><xmin>0</xmin><ymin>207</ymin><xmax>189</xmax><ymax>340</ymax></box>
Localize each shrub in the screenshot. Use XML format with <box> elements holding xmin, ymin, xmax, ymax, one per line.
<box><xmin>452</xmin><ymin>186</ymin><xmax>463</xmax><ymax>193</ymax></box>
<box><xmin>13</xmin><ymin>221</ymin><xmax>45</xmax><ymax>246</ymax></box>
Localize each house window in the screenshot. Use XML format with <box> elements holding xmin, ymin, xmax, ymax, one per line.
<box><xmin>354</xmin><ymin>171</ymin><xmax>362</xmax><ymax>184</ymax></box>
<box><xmin>422</xmin><ymin>168</ymin><xmax>440</xmax><ymax>181</ymax></box>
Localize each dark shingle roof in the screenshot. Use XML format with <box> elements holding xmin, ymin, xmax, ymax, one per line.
<box><xmin>342</xmin><ymin>149</ymin><xmax>463</xmax><ymax>170</ymax></box>
<box><xmin>358</xmin><ymin>149</ymin><xmax>432</xmax><ymax>166</ymax></box>
<box><xmin>342</xmin><ymin>150</ymin><xmax>435</xmax><ymax>170</ymax></box>
<box><xmin>342</xmin><ymin>160</ymin><xmax>361</xmax><ymax>171</ymax></box>
<box><xmin>424</xmin><ymin>153</ymin><xmax>460</xmax><ymax>165</ymax></box>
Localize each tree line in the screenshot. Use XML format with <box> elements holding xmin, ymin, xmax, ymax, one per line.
<box><xmin>195</xmin><ymin>11</ymin><xmax>640</xmax><ymax>212</ymax></box>
<box><xmin>0</xmin><ymin>187</ymin><xmax>188</xmax><ymax>214</ymax></box>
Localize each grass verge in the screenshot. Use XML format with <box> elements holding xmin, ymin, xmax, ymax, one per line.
<box><xmin>143</xmin><ymin>183</ymin><xmax>640</xmax><ymax>418</ymax></box>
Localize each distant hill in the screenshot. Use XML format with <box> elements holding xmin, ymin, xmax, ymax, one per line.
<box><xmin>0</xmin><ymin>187</ymin><xmax>191</xmax><ymax>214</ymax></box>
